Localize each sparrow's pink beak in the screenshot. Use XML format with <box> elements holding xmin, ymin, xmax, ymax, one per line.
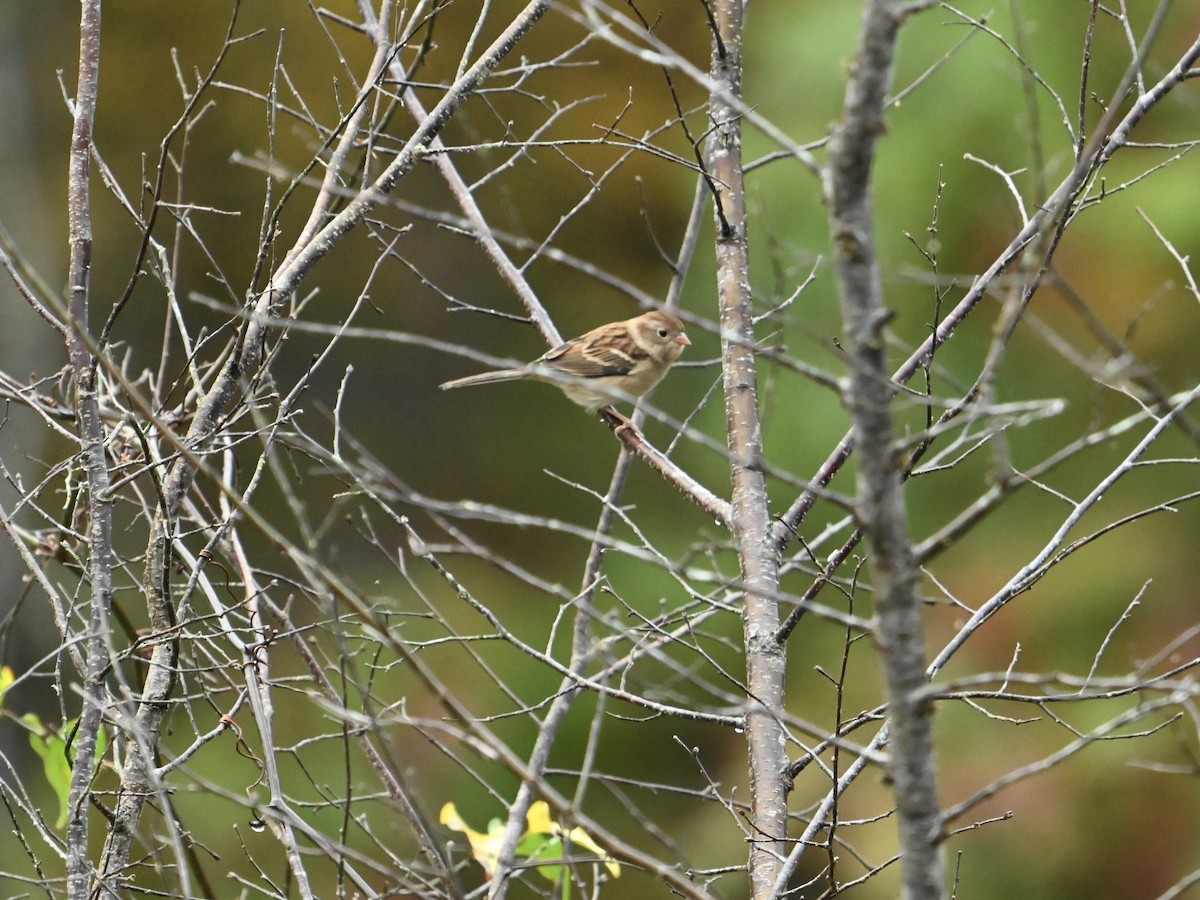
<box><xmin>676</xmin><ymin>333</ymin><xmax>691</xmax><ymax>346</ymax></box>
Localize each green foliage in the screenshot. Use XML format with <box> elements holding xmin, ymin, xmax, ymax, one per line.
<box><xmin>22</xmin><ymin>713</ymin><xmax>108</xmax><ymax>830</ymax></box>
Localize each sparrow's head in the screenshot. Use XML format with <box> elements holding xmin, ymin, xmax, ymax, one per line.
<box><xmin>632</xmin><ymin>310</ymin><xmax>691</xmax><ymax>364</ymax></box>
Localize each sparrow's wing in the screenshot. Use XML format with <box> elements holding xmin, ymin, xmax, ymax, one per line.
<box><xmin>539</xmin><ymin>334</ymin><xmax>646</xmax><ymax>379</ymax></box>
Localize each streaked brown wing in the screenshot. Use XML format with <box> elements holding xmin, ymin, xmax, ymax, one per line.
<box><xmin>539</xmin><ymin>336</ymin><xmax>645</xmax><ymax>378</ymax></box>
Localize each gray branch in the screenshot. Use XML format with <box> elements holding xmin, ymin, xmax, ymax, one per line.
<box><xmin>828</xmin><ymin>2</ymin><xmax>944</xmax><ymax>898</ymax></box>
<box><xmin>706</xmin><ymin>1</ymin><xmax>790</xmax><ymax>896</ymax></box>
<box><xmin>63</xmin><ymin>2</ymin><xmax>114</xmax><ymax>897</ymax></box>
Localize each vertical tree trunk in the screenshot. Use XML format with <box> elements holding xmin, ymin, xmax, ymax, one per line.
<box><xmin>707</xmin><ymin>2</ymin><xmax>790</xmax><ymax>895</ymax></box>
<box><xmin>828</xmin><ymin>2</ymin><xmax>945</xmax><ymax>897</ymax></box>
<box><xmin>64</xmin><ymin>3</ymin><xmax>113</xmax><ymax>897</ymax></box>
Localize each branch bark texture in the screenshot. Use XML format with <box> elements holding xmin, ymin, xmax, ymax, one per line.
<box><xmin>828</xmin><ymin>3</ymin><xmax>944</xmax><ymax>899</ymax></box>
<box><xmin>706</xmin><ymin>1</ymin><xmax>789</xmax><ymax>895</ymax></box>
<box><xmin>64</xmin><ymin>3</ymin><xmax>113</xmax><ymax>897</ymax></box>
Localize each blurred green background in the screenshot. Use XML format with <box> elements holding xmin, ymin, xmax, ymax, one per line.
<box><xmin>1</xmin><ymin>1</ymin><xmax>1198</xmax><ymax>897</ymax></box>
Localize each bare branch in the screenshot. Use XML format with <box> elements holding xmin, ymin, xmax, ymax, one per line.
<box><xmin>827</xmin><ymin>2</ymin><xmax>944</xmax><ymax>897</ymax></box>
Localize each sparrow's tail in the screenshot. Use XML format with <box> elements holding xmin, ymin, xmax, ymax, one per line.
<box><xmin>439</xmin><ymin>369</ymin><xmax>526</xmax><ymax>391</ymax></box>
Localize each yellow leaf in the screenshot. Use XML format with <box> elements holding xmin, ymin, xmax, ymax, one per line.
<box><xmin>0</xmin><ymin>665</ymin><xmax>14</xmax><ymax>709</ymax></box>
<box><xmin>441</xmin><ymin>800</ymin><xmax>620</xmax><ymax>881</ymax></box>
<box><xmin>525</xmin><ymin>801</ymin><xmax>555</xmax><ymax>835</ymax></box>
<box><xmin>564</xmin><ymin>826</ymin><xmax>621</xmax><ymax>879</ymax></box>
<box><xmin>440</xmin><ymin>802</ymin><xmax>505</xmax><ymax>877</ymax></box>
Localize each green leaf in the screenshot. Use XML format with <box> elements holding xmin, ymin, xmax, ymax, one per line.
<box><xmin>23</xmin><ymin>714</ymin><xmax>108</xmax><ymax>830</ymax></box>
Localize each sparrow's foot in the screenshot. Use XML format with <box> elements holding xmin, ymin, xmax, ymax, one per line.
<box><xmin>600</xmin><ymin>407</ymin><xmax>642</xmax><ymax>442</ymax></box>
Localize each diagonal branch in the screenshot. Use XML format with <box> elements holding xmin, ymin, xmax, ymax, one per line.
<box><xmin>771</xmin><ymin>27</ymin><xmax>1200</xmax><ymax>552</ymax></box>
<box><xmin>97</xmin><ymin>0</ymin><xmax>555</xmax><ymax>887</ymax></box>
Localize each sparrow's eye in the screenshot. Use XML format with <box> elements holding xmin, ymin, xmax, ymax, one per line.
<box><xmin>657</xmin><ymin>328</ymin><xmax>670</xmax><ymax>339</ymax></box>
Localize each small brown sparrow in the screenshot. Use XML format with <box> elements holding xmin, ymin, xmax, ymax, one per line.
<box><xmin>440</xmin><ymin>309</ymin><xmax>690</xmax><ymax>414</ymax></box>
